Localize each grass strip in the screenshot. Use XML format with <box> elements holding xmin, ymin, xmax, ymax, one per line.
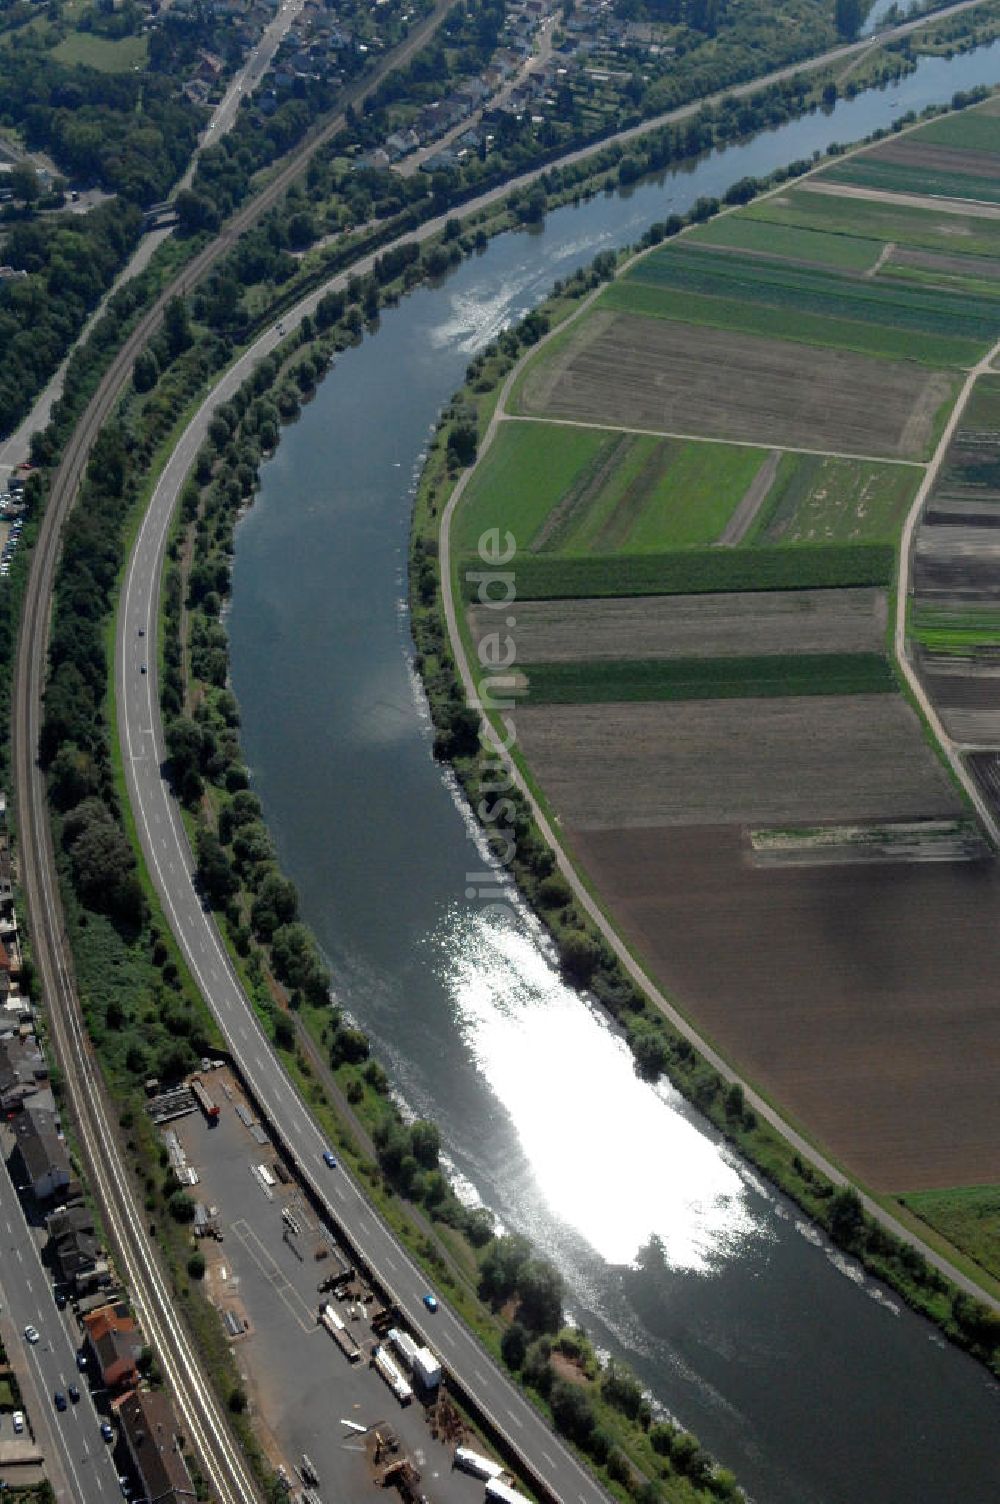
<box><xmin>523</xmin><ymin>652</ymin><xmax>896</xmax><ymax>703</ymax></box>
<box><xmin>469</xmin><ymin>542</ymin><xmax>896</xmax><ymax>599</ymax></box>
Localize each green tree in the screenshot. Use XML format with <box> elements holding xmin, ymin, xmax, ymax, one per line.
<box><xmin>835</xmin><ymin>0</ymin><xmax>863</xmax><ymax>37</ymax></box>
<box><xmin>410</xmin><ymin>1119</ymin><xmax>440</xmax><ymax>1170</ymax></box>
<box><xmin>517</xmin><ymin>1258</ymin><xmax>564</xmax><ymax>1333</ymax></box>
<box><xmin>133</xmin><ymin>348</ymin><xmax>159</xmax><ymax>393</ymax></box>
<box><xmin>195</xmin><ymin>828</ymin><xmax>238</xmax><ymax>907</ymax></box>
<box><xmin>501</xmin><ymin>1321</ymin><xmax>528</xmax><ymax>1370</ymax></box>
<box><xmin>550</xmin><ymin>1379</ymin><xmax>595</xmax><ymax>1445</ymax></box>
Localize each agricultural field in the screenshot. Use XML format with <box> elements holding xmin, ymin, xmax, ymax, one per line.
<box><xmin>822</xmin><ymin>141</ymin><xmax>1000</xmax><ymax>207</ymax></box>
<box><xmin>454</xmin><ymin>420</ymin><xmax>769</xmax><ymax>556</ymax></box>
<box><xmin>449</xmin><ymin>98</ymin><xmax>1000</xmax><ymax>1200</ymax></box>
<box><xmin>522</xmin><ymin>654</ymin><xmax>893</xmax><ymax>703</ymax></box>
<box><xmin>752</xmin><ymin>453</ymin><xmax>920</xmax><ymax>543</ymax></box>
<box><xmin>902</xmin><ymin>1185</ymin><xmax>1000</xmax><ymax>1281</ymax></box>
<box><xmin>513</xmin><ymin>696</ymin><xmax>959</xmax><ymax>829</ymax></box>
<box><xmin>513</xmin><ymin>311</ymin><xmax>956</xmax><ymax>459</ymax></box>
<box><xmin>565</xmin><ymin>820</ymin><xmax>1000</xmax><ymax>1190</ymax></box>
<box><xmin>606</xmin><ymin>243</ymin><xmax>999</xmax><ymax>362</ymax></box>
<box><xmin>468</xmin><ymin>587</ymin><xmax>888</xmax><ymax>664</ymax></box>
<box><xmin>495</xmin><ymin>543</ymin><xmax>894</xmax><ymax>600</ymax></box>
<box><xmin>742</xmin><ymin>183</ymin><xmax>1000</xmax><ymax>261</ymax></box>
<box><xmin>684</xmin><ymin>215</ymin><xmax>884</xmax><ymax>272</ymax></box>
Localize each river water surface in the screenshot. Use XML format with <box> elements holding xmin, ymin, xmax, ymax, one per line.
<box><xmin>228</xmin><ymin>47</ymin><xmax>1000</xmax><ymax>1504</ymax></box>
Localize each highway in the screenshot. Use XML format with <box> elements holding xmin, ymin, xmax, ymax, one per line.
<box><xmin>0</xmin><ymin>1168</ymin><xmax>121</xmax><ymax>1504</ymax></box>
<box><xmin>117</xmin><ymin>313</ymin><xmax>612</xmax><ymax>1504</ymax></box>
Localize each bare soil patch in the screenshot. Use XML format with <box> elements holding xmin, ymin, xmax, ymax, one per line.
<box><xmin>866</xmin><ymin>138</ymin><xmax>1000</xmax><ymax>182</ymax></box>
<box><xmin>566</xmin><ymin>822</ymin><xmax>1000</xmax><ymax>1190</ymax></box>
<box><xmin>470</xmin><ymin>587</ymin><xmax>887</xmax><ymax>664</ymax></box>
<box><xmin>518</xmin><ymin>313</ymin><xmax>951</xmax><ymax>460</ymax></box>
<box><xmin>890</xmin><ymin>245</ymin><xmax>1000</xmax><ymax>282</ymax></box>
<box><xmin>716</xmin><ymin>449</ymin><xmax>781</xmax><ymax>546</ymax></box>
<box><xmin>514</xmin><ymin>695</ymin><xmax>959</xmax><ymax>829</ymax></box>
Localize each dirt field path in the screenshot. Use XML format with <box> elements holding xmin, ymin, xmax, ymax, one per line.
<box><xmin>503</xmin><ymin>413</ymin><xmax>925</xmax><ymax>469</ymax></box>
<box><xmin>716</xmin><ymin>448</ymin><xmax>781</xmax><ymax>545</ymax></box>
<box><xmin>801</xmin><ymin>178</ymin><xmax>1000</xmax><ymax>219</ymax></box>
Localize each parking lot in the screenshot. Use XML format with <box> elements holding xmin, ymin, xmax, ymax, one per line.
<box><xmin>170</xmin><ymin>1068</ymin><xmax>496</xmax><ymax>1503</ymax></box>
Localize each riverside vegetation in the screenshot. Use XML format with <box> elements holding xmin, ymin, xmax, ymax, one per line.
<box><xmin>8</xmin><ymin>36</ymin><xmax>999</xmax><ymax>1504</ymax></box>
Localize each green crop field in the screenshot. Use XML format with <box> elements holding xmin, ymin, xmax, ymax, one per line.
<box><xmin>960</xmin><ymin>375</ymin><xmax>1000</xmax><ymax>431</ymax></box>
<box><xmin>684</xmin><ymin>215</ymin><xmax>883</xmax><ymax>272</ymax></box>
<box><xmin>889</xmin><ymin>111</ymin><xmax>1000</xmax><ymax>154</ymax></box>
<box><xmin>823</xmin><ymin>157</ymin><xmax>1000</xmax><ymax>207</ymax></box>
<box><xmin>523</xmin><ymin>652</ymin><xmax>895</xmax><ymax>703</ymax></box>
<box><xmin>53</xmin><ymin>31</ymin><xmax>148</xmax><ymax>72</ymax></box>
<box><xmin>457</xmin><ymin>420</ymin><xmax>768</xmax><ymax>555</ymax></box>
<box><xmin>752</xmin><ymin>454</ymin><xmax>920</xmax><ymax>544</ymax></box>
<box><xmin>743</xmin><ymin>186</ymin><xmax>1000</xmax><ymax>262</ymax></box>
<box><xmin>902</xmin><ymin>1184</ymin><xmax>1000</xmax><ymax>1282</ymax></box>
<box><xmin>453</xmin><ymin>421</ymin><xmax>607</xmax><ymax>556</ymax></box>
<box><xmin>909</xmin><ymin>601</ymin><xmax>1000</xmax><ymax>653</ymax></box>
<box><xmin>465</xmin><ymin>542</ymin><xmax>897</xmax><ymax>600</ymax></box>
<box><xmin>621</xmin><ymin>245</ymin><xmax>1000</xmax><ymax>345</ymax></box>
<box><xmin>599</xmin><ymin>279</ymin><xmax>982</xmax><ymax>367</ymax></box>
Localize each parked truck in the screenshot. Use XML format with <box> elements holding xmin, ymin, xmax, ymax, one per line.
<box><xmin>318</xmin><ymin>1304</ymin><xmax>361</xmax><ymax>1364</ymax></box>
<box><xmin>372</xmin><ymin>1344</ymin><xmax>413</xmax><ymax>1405</ymax></box>
<box><xmin>453</xmin><ymin>1446</ymin><xmax>505</xmax><ymax>1481</ymax></box>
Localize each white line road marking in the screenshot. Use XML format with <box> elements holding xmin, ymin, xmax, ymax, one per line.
<box><xmin>506</xmin><ymin>1407</ymin><xmax>523</xmax><ymax>1429</ymax></box>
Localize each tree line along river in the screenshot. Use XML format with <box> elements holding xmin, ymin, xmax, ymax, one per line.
<box><xmin>226</xmin><ymin>42</ymin><xmax>1000</xmax><ymax>1504</ymax></box>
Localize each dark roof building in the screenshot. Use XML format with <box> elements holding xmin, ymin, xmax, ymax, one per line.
<box><xmin>116</xmin><ymin>1388</ymin><xmax>196</xmax><ymax>1504</ymax></box>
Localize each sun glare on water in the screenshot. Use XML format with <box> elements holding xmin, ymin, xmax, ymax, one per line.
<box><xmin>436</xmin><ymin>905</ymin><xmax>765</xmax><ymax>1273</ymax></box>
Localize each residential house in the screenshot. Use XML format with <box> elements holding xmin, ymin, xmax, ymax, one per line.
<box><xmin>83</xmin><ymin>1303</ymin><xmax>145</xmax><ymax>1390</ymax></box>
<box><xmin>116</xmin><ymin>1388</ymin><xmax>196</xmax><ymax>1504</ymax></box>
<box><xmin>48</xmin><ymin>1202</ymin><xmax>107</xmax><ymax>1292</ymax></box>
<box><xmin>0</xmin><ymin>1035</ymin><xmax>47</xmax><ymax>1111</ymax></box>
<box><xmin>10</xmin><ymin>1105</ymin><xmax>70</xmax><ymax>1199</ymax></box>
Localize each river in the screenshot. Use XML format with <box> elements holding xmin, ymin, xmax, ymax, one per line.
<box><xmin>227</xmin><ymin>43</ymin><xmax>1000</xmax><ymax>1504</ymax></box>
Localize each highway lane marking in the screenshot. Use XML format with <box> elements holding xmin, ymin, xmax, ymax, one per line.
<box><xmin>505</xmin><ymin>1408</ymin><xmax>523</xmax><ymax>1429</ymax></box>
<box><xmin>542</xmin><ymin>1450</ymin><xmax>555</xmax><ymax>1467</ymax></box>
<box><xmin>439</xmin><ymin>1329</ymin><xmax>455</xmax><ymax>1347</ymax></box>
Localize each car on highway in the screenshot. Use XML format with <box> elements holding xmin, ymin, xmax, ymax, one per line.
<box><xmin>100</xmin><ymin>1420</ymin><xmax>114</xmax><ymax>1442</ymax></box>
<box><xmin>75</xmin><ymin>1350</ymin><xmax>87</xmax><ymax>1371</ymax></box>
<box><xmin>54</xmin><ymin>1391</ymin><xmax>67</xmax><ymax>1412</ymax></box>
<box><xmin>68</xmin><ymin>1385</ymin><xmax>80</xmax><ymax>1404</ymax></box>
<box><xmin>422</xmin><ymin>1293</ymin><xmax>438</xmax><ymax>1313</ymax></box>
<box><xmin>140</xmin><ymin>664</ymin><xmax>147</xmax><ymax>675</ymax></box>
<box><xmin>322</xmin><ymin>1150</ymin><xmax>337</xmax><ymax>1168</ymax></box>
<box><xmin>24</xmin><ymin>1325</ymin><xmax>39</xmax><ymax>1344</ymax></box>
<box><xmin>55</xmin><ymin>1289</ymin><xmax>67</xmax><ymax>1309</ymax></box>
<box><xmin>12</xmin><ymin>1411</ymin><xmax>24</xmax><ymax>1434</ymax></box>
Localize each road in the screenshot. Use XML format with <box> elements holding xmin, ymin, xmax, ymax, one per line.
<box><xmin>117</xmin><ymin>300</ymin><xmax>612</xmax><ymax>1504</ymax></box>
<box><xmin>0</xmin><ymin>1167</ymin><xmax>121</xmax><ymax>1504</ymax></box>
<box><xmin>180</xmin><ymin>0</ymin><xmax>310</xmax><ymax>188</ymax></box>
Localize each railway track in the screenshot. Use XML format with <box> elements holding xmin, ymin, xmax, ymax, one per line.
<box><xmin>10</xmin><ymin>6</ymin><xmax>457</xmax><ymax>1498</ymax></box>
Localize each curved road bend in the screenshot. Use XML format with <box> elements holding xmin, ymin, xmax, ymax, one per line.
<box><xmin>117</xmin><ymin>299</ymin><xmax>612</xmax><ymax>1504</ymax></box>
<box><xmin>439</xmin><ymin>230</ymin><xmax>1000</xmax><ymax>1317</ymax></box>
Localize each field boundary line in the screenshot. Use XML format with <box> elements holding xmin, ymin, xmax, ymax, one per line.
<box><xmin>502</xmin><ymin>413</ymin><xmax>929</xmax><ymax>468</ymax></box>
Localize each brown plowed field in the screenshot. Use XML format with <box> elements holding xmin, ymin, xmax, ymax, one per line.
<box><xmin>892</xmin><ymin>245</ymin><xmax>1000</xmax><ymax>282</ymax></box>
<box><xmin>515</xmin><ymin>695</ymin><xmax>960</xmax><ymax>829</ymax></box>
<box><xmin>866</xmin><ymin>138</ymin><xmax>1000</xmax><ymax>182</ymax></box>
<box><xmin>517</xmin><ymin>312</ymin><xmax>952</xmax><ymax>459</ymax></box>
<box><xmin>470</xmin><ymin>587</ymin><xmax>888</xmax><ymax>664</ymax></box>
<box><xmin>567</xmin><ymin>822</ymin><xmax>1000</xmax><ymax>1190</ymax></box>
